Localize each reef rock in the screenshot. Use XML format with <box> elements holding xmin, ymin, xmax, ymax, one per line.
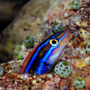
<box><xmin>0</xmin><ymin>0</ymin><xmax>54</xmax><ymax>61</ymax></box>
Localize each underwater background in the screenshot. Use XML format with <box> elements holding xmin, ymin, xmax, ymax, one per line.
<box><xmin>0</xmin><ymin>0</ymin><xmax>90</xmax><ymax>90</ymax></box>
<box><xmin>0</xmin><ymin>0</ymin><xmax>29</xmax><ymax>63</ymax></box>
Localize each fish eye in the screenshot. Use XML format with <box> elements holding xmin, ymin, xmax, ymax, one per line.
<box><xmin>49</xmin><ymin>39</ymin><xmax>58</xmax><ymax>46</ymax></box>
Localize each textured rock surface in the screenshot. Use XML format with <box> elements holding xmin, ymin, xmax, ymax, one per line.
<box><xmin>0</xmin><ymin>0</ymin><xmax>74</xmax><ymax>62</ymax></box>
<box><xmin>0</xmin><ymin>0</ymin><xmax>28</xmax><ymax>21</ymax></box>
<box><xmin>0</xmin><ymin>0</ymin><xmax>53</xmax><ymax>62</ymax></box>
<box><xmin>3</xmin><ymin>0</ymin><xmax>51</xmax><ymax>41</ymax></box>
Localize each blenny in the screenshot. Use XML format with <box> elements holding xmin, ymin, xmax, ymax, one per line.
<box><xmin>20</xmin><ymin>29</ymin><xmax>70</xmax><ymax>75</ymax></box>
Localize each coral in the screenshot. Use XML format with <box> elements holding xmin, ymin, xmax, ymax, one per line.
<box><xmin>54</xmin><ymin>61</ymin><xmax>71</xmax><ymax>78</ymax></box>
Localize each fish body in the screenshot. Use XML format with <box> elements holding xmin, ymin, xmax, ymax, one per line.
<box><xmin>20</xmin><ymin>29</ymin><xmax>70</xmax><ymax>75</ymax></box>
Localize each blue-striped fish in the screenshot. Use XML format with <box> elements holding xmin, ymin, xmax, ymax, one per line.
<box><xmin>20</xmin><ymin>29</ymin><xmax>70</xmax><ymax>75</ymax></box>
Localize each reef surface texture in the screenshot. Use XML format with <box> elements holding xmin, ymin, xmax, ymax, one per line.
<box><xmin>0</xmin><ymin>0</ymin><xmax>90</xmax><ymax>90</ymax></box>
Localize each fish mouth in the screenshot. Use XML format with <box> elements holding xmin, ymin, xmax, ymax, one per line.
<box><xmin>56</xmin><ymin>29</ymin><xmax>70</xmax><ymax>41</ymax></box>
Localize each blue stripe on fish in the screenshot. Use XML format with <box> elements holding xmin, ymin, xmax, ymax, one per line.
<box><xmin>24</xmin><ymin>40</ymin><xmax>49</xmax><ymax>72</ymax></box>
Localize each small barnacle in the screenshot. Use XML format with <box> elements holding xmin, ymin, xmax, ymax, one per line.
<box><xmin>74</xmin><ymin>77</ymin><xmax>85</xmax><ymax>89</ymax></box>
<box><xmin>70</xmin><ymin>0</ymin><xmax>81</xmax><ymax>10</ymax></box>
<box><xmin>0</xmin><ymin>65</ymin><xmax>3</xmax><ymax>76</ymax></box>
<box><xmin>86</xmin><ymin>43</ymin><xmax>90</xmax><ymax>53</ymax></box>
<box><xmin>54</xmin><ymin>61</ymin><xmax>71</xmax><ymax>78</ymax></box>
<box><xmin>52</xmin><ymin>19</ymin><xmax>64</xmax><ymax>33</ymax></box>
<box><xmin>24</xmin><ymin>36</ymin><xmax>35</xmax><ymax>48</ymax></box>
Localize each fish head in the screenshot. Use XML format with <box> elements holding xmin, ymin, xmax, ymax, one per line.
<box><xmin>50</xmin><ymin>29</ymin><xmax>70</xmax><ymax>47</ymax></box>
<box><xmin>46</xmin><ymin>29</ymin><xmax>70</xmax><ymax>58</ymax></box>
